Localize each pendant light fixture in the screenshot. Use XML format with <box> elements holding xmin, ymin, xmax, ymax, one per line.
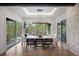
<box><xmin>37</xmin><ymin>9</ymin><xmax>43</xmax><ymax>37</ymax></box>
<box><xmin>37</xmin><ymin>9</ymin><xmax>43</xmax><ymax>23</ymax></box>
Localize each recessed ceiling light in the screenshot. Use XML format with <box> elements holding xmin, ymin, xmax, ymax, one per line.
<box><xmin>22</xmin><ymin>7</ymin><xmax>57</xmax><ymax>15</ymax></box>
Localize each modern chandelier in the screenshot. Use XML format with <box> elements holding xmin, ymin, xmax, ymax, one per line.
<box><xmin>37</xmin><ymin>9</ymin><xmax>43</xmax><ymax>36</ymax></box>
<box><xmin>37</xmin><ymin>9</ymin><xmax>43</xmax><ymax>23</ymax></box>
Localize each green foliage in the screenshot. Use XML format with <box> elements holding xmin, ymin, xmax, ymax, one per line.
<box><xmin>16</xmin><ymin>22</ymin><xmax>22</xmax><ymax>36</ymax></box>
<box><xmin>6</xmin><ymin>20</ymin><xmax>22</xmax><ymax>44</ymax></box>
<box><xmin>27</xmin><ymin>24</ymin><xmax>34</xmax><ymax>33</ymax></box>
<box><xmin>27</xmin><ymin>23</ymin><xmax>49</xmax><ymax>35</ymax></box>
<box><xmin>6</xmin><ymin>21</ymin><xmax>16</xmax><ymax>38</ymax></box>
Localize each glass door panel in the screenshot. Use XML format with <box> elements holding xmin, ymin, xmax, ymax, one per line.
<box><xmin>6</xmin><ymin>18</ymin><xmax>16</xmax><ymax>45</ymax></box>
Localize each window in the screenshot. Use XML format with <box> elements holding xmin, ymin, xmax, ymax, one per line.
<box><xmin>16</xmin><ymin>22</ymin><xmax>22</xmax><ymax>37</ymax></box>
<box><xmin>6</xmin><ymin>18</ymin><xmax>16</xmax><ymax>45</ymax></box>
<box><xmin>26</xmin><ymin>23</ymin><xmax>51</xmax><ymax>35</ymax></box>
<box><xmin>6</xmin><ymin>18</ymin><xmax>22</xmax><ymax>47</ymax></box>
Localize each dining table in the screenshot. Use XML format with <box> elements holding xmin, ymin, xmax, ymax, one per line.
<box><xmin>26</xmin><ymin>35</ymin><xmax>54</xmax><ymax>49</ymax></box>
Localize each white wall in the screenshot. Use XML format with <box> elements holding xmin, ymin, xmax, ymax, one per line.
<box><xmin>53</xmin><ymin>8</ymin><xmax>66</xmax><ymax>35</ymax></box>
<box><xmin>0</xmin><ymin>7</ymin><xmax>23</xmax><ymax>54</ymax></box>
<box><xmin>53</xmin><ymin>4</ymin><xmax>79</xmax><ymax>55</ymax></box>
<box><xmin>66</xmin><ymin>5</ymin><xmax>79</xmax><ymax>55</ymax></box>
<box><xmin>0</xmin><ymin>8</ymin><xmax>6</xmax><ymax>55</ymax></box>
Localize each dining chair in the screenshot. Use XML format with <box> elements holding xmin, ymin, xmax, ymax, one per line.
<box><xmin>26</xmin><ymin>38</ymin><xmax>36</xmax><ymax>49</ymax></box>
<box><xmin>43</xmin><ymin>38</ymin><xmax>53</xmax><ymax>49</ymax></box>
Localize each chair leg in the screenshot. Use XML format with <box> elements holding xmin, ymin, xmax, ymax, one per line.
<box><xmin>43</xmin><ymin>45</ymin><xmax>45</xmax><ymax>49</ymax></box>
<box><xmin>34</xmin><ymin>45</ymin><xmax>36</xmax><ymax>49</ymax></box>
<box><xmin>52</xmin><ymin>44</ymin><xmax>53</xmax><ymax>49</ymax></box>
<box><xmin>26</xmin><ymin>43</ymin><xmax>28</xmax><ymax>49</ymax></box>
<box><xmin>43</xmin><ymin>42</ymin><xmax>45</xmax><ymax>49</ymax></box>
<box><xmin>34</xmin><ymin>42</ymin><xmax>36</xmax><ymax>49</ymax></box>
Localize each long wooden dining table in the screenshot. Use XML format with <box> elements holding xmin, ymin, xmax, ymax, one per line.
<box><xmin>26</xmin><ymin>36</ymin><xmax>53</xmax><ymax>49</ymax></box>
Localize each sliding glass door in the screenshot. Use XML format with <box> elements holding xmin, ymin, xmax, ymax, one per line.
<box><xmin>6</xmin><ymin>18</ymin><xmax>16</xmax><ymax>45</ymax></box>
<box><xmin>6</xmin><ymin>18</ymin><xmax>22</xmax><ymax>48</ymax></box>
<box><xmin>16</xmin><ymin>22</ymin><xmax>22</xmax><ymax>38</ymax></box>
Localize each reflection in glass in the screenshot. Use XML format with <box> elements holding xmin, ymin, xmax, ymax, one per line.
<box><xmin>6</xmin><ymin>18</ymin><xmax>22</xmax><ymax>48</ymax></box>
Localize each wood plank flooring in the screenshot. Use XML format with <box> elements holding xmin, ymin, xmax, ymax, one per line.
<box><xmin>2</xmin><ymin>42</ymin><xmax>75</xmax><ymax>56</ymax></box>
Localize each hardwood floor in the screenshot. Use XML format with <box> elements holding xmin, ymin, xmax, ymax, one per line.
<box><xmin>2</xmin><ymin>42</ymin><xmax>74</xmax><ymax>56</ymax></box>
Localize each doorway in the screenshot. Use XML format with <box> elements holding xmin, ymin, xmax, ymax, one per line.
<box><xmin>61</xmin><ymin>20</ymin><xmax>66</xmax><ymax>43</ymax></box>
<box><xmin>57</xmin><ymin>20</ymin><xmax>66</xmax><ymax>43</ymax></box>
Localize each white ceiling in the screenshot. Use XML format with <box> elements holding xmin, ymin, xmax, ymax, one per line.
<box><xmin>23</xmin><ymin>6</ymin><xmax>56</xmax><ymax>13</ymax></box>
<box><xmin>6</xmin><ymin>6</ymin><xmax>66</xmax><ymax>20</ymax></box>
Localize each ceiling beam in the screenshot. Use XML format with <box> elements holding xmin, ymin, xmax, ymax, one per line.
<box><xmin>0</xmin><ymin>3</ymin><xmax>76</xmax><ymax>6</ymax></box>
